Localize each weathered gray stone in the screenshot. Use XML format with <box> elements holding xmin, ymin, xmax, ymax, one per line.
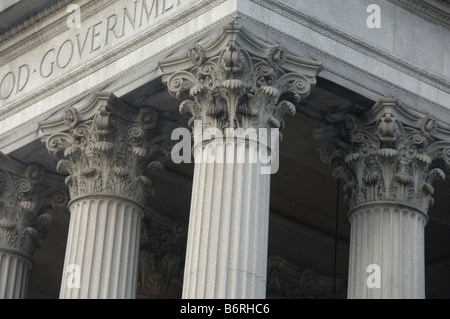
<box><xmin>160</xmin><ymin>25</ymin><xmax>321</xmax><ymax>299</ymax></box>
<box><xmin>39</xmin><ymin>92</ymin><xmax>170</xmax><ymax>299</ymax></box>
<box><xmin>0</xmin><ymin>152</ymin><xmax>68</xmax><ymax>298</ymax></box>
<box><xmin>316</xmin><ymin>98</ymin><xmax>450</xmax><ymax>298</ymax></box>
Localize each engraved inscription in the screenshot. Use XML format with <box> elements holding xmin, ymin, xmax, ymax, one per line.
<box><xmin>0</xmin><ymin>0</ymin><xmax>186</xmax><ymax>108</ymax></box>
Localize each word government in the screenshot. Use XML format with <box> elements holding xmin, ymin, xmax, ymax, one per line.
<box><xmin>0</xmin><ymin>0</ymin><xmax>185</xmax><ymax>105</ymax></box>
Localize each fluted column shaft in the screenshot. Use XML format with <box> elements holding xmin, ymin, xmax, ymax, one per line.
<box><xmin>0</xmin><ymin>250</ymin><xmax>32</xmax><ymax>299</ymax></box>
<box><xmin>347</xmin><ymin>203</ymin><xmax>426</xmax><ymax>299</ymax></box>
<box><xmin>183</xmin><ymin>140</ymin><xmax>270</xmax><ymax>299</ymax></box>
<box><xmin>59</xmin><ymin>196</ymin><xmax>143</xmax><ymax>299</ymax></box>
<box><xmin>40</xmin><ymin>93</ymin><xmax>167</xmax><ymax>299</ymax></box>
<box><xmin>159</xmin><ymin>25</ymin><xmax>321</xmax><ymax>299</ymax></box>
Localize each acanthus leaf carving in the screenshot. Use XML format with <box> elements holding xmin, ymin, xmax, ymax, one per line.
<box><xmin>0</xmin><ymin>154</ymin><xmax>69</xmax><ymax>258</ymax></box>
<box><xmin>267</xmin><ymin>256</ymin><xmax>346</xmax><ymax>299</ymax></box>
<box><xmin>160</xmin><ymin>25</ymin><xmax>321</xmax><ymax>142</ymax></box>
<box><xmin>316</xmin><ymin>99</ymin><xmax>450</xmax><ymax>214</ymax></box>
<box><xmin>41</xmin><ymin>93</ymin><xmax>171</xmax><ymax>205</ymax></box>
<box><xmin>137</xmin><ymin>209</ymin><xmax>187</xmax><ymax>299</ymax></box>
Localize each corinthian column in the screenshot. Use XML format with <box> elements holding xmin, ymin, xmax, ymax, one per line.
<box><xmin>0</xmin><ymin>154</ymin><xmax>68</xmax><ymax>298</ymax></box>
<box><xmin>160</xmin><ymin>25</ymin><xmax>321</xmax><ymax>299</ymax></box>
<box><xmin>316</xmin><ymin>98</ymin><xmax>450</xmax><ymax>299</ymax></box>
<box><xmin>40</xmin><ymin>92</ymin><xmax>168</xmax><ymax>299</ymax></box>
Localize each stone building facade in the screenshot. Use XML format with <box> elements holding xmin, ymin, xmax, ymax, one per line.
<box><xmin>0</xmin><ymin>0</ymin><xmax>449</xmax><ymax>299</ymax></box>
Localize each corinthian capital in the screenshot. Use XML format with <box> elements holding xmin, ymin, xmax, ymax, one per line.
<box><xmin>159</xmin><ymin>25</ymin><xmax>321</xmax><ymax>137</ymax></box>
<box><xmin>316</xmin><ymin>98</ymin><xmax>450</xmax><ymax>214</ymax></box>
<box><xmin>39</xmin><ymin>92</ymin><xmax>171</xmax><ymax>205</ymax></box>
<box><xmin>0</xmin><ymin>153</ymin><xmax>68</xmax><ymax>258</ymax></box>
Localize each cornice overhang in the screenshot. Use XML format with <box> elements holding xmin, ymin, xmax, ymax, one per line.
<box><xmin>387</xmin><ymin>0</ymin><xmax>450</xmax><ymax>29</ymax></box>
<box><xmin>0</xmin><ymin>0</ymin><xmax>75</xmax><ymax>43</ymax></box>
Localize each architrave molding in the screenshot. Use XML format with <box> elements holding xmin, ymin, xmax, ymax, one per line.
<box><xmin>0</xmin><ymin>0</ymin><xmax>231</xmax><ymax>127</ymax></box>
<box><xmin>0</xmin><ymin>0</ymin><xmax>76</xmax><ymax>44</ymax></box>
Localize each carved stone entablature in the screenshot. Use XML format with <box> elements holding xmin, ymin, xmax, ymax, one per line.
<box><xmin>0</xmin><ymin>153</ymin><xmax>69</xmax><ymax>258</ymax></box>
<box><xmin>39</xmin><ymin>92</ymin><xmax>172</xmax><ymax>205</ymax></box>
<box><xmin>316</xmin><ymin>98</ymin><xmax>450</xmax><ymax>214</ymax></box>
<box><xmin>267</xmin><ymin>256</ymin><xmax>346</xmax><ymax>299</ymax></box>
<box><xmin>159</xmin><ymin>24</ymin><xmax>322</xmax><ymax>141</ymax></box>
<box><xmin>137</xmin><ymin>208</ymin><xmax>187</xmax><ymax>299</ymax></box>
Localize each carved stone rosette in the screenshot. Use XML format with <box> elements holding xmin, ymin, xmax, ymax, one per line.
<box><xmin>0</xmin><ymin>153</ymin><xmax>68</xmax><ymax>298</ymax></box>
